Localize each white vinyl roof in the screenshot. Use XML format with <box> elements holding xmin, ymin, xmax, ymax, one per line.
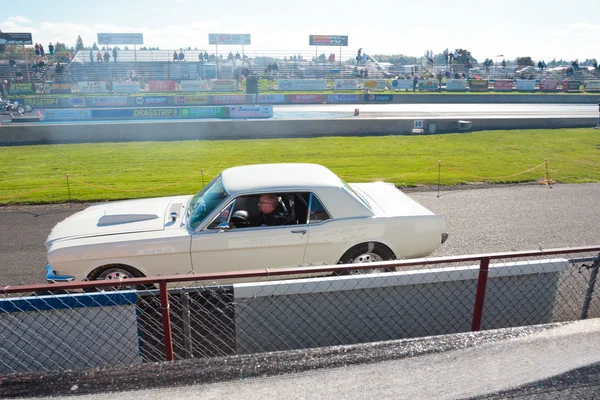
<box><xmin>221</xmin><ymin>163</ymin><xmax>344</xmax><ymax>194</ymax></box>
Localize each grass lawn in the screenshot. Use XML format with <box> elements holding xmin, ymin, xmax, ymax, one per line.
<box><xmin>1</xmin><ymin>128</ymin><xmax>599</xmax><ymax>205</ymax></box>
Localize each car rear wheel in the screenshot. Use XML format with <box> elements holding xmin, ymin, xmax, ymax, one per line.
<box><xmin>337</xmin><ymin>243</ymin><xmax>396</xmax><ymax>275</ymax></box>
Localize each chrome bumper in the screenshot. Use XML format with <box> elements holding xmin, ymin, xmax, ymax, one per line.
<box><xmin>45</xmin><ymin>264</ymin><xmax>75</xmax><ymax>282</ymax></box>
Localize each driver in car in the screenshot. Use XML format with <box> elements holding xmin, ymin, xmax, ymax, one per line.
<box><xmin>255</xmin><ymin>194</ymin><xmax>285</xmax><ymax>227</ymax></box>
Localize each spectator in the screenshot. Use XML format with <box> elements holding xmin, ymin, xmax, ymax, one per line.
<box><xmin>97</xmin><ymin>51</ymin><xmax>103</xmax><ymax>63</ymax></box>
<box><xmin>89</xmin><ymin>49</ymin><xmax>94</xmax><ymax>64</ymax></box>
<box><xmin>228</xmin><ymin>51</ymin><xmax>233</xmax><ymax>61</ymax></box>
<box><xmin>413</xmin><ymin>75</ymin><xmax>418</xmax><ymax>92</ymax></box>
<box><xmin>35</xmin><ymin>43</ymin><xmax>40</xmax><ymax>56</ymax></box>
<box><xmin>112</xmin><ymin>47</ymin><xmax>118</xmax><ymax>63</ymax></box>
<box><xmin>178</xmin><ymin>50</ymin><xmax>185</xmax><ymax>61</ymax></box>
<box><xmin>198</xmin><ymin>52</ymin><xmax>204</xmax><ymax>62</ymax></box>
<box><xmin>235</xmin><ymin>51</ymin><xmax>241</xmax><ymax>60</ymax></box>
<box><xmin>48</xmin><ymin>43</ymin><xmax>54</xmax><ymax>56</ymax></box>
<box><xmin>66</xmin><ymin>51</ymin><xmax>72</xmax><ymax>63</ymax></box>
<box><xmin>173</xmin><ymin>51</ymin><xmax>178</xmax><ymax>62</ymax></box>
<box><xmin>501</xmin><ymin>59</ymin><xmax>507</xmax><ymax>68</ymax></box>
<box><xmin>8</xmin><ymin>59</ymin><xmax>17</xmax><ymax>68</ymax></box>
<box><xmin>40</xmin><ymin>44</ymin><xmax>45</xmax><ymax>57</ymax></box>
<box><xmin>0</xmin><ymin>80</ymin><xmax>7</xmax><ymax>98</ymax></box>
<box><xmin>272</xmin><ymin>62</ymin><xmax>279</xmax><ymax>73</ymax></box>
<box><xmin>204</xmin><ymin>51</ymin><xmax>209</xmax><ymax>61</ymax></box>
<box><xmin>449</xmin><ymin>51</ymin><xmax>454</xmax><ymax>64</ymax></box>
<box><xmin>103</xmin><ymin>51</ymin><xmax>110</xmax><ymax>63</ymax></box>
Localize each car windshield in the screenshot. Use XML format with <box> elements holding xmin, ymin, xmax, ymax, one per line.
<box><xmin>187</xmin><ymin>175</ymin><xmax>229</xmax><ymax>229</ymax></box>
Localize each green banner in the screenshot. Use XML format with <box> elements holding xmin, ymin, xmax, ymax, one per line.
<box><xmin>179</xmin><ymin>107</ymin><xmax>226</xmax><ymax>118</ymax></box>
<box><xmin>8</xmin><ymin>83</ymin><xmax>36</xmax><ymax>95</ymax></box>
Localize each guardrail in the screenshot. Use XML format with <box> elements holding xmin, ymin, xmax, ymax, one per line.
<box><xmin>1</xmin><ymin>245</ymin><xmax>599</xmax><ymax>375</ymax></box>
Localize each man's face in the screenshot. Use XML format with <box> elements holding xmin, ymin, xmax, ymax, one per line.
<box><xmin>258</xmin><ymin>195</ymin><xmax>277</xmax><ymax>214</ymax></box>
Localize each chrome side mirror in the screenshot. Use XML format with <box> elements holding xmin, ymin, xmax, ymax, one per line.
<box><xmin>217</xmin><ymin>222</ymin><xmax>230</xmax><ymax>232</ymax></box>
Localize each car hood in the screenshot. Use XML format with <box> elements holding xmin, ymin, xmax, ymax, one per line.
<box><xmin>46</xmin><ymin>195</ymin><xmax>190</xmax><ymax>246</ymax></box>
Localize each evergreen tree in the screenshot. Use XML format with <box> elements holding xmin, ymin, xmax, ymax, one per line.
<box><xmin>76</xmin><ymin>35</ymin><xmax>84</xmax><ymax>51</ymax></box>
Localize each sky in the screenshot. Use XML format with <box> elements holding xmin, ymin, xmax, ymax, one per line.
<box><xmin>1</xmin><ymin>0</ymin><xmax>599</xmax><ymax>62</ymax></box>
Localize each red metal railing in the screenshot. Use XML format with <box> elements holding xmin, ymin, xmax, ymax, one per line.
<box><xmin>3</xmin><ymin>245</ymin><xmax>600</xmax><ymax>363</ymax></box>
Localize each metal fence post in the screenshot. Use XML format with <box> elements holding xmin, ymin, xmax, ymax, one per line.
<box><xmin>580</xmin><ymin>255</ymin><xmax>600</xmax><ymax>320</ymax></box>
<box><xmin>182</xmin><ymin>291</ymin><xmax>193</xmax><ymax>358</ymax></box>
<box><xmin>471</xmin><ymin>257</ymin><xmax>490</xmax><ymax>331</ymax></box>
<box><xmin>159</xmin><ymin>280</ymin><xmax>174</xmax><ymax>361</ymax></box>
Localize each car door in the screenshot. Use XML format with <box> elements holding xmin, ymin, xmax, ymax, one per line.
<box><xmin>190</xmin><ymin>197</ymin><xmax>309</xmax><ymax>274</ymax></box>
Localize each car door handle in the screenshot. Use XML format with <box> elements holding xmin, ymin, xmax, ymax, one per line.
<box><xmin>291</xmin><ymin>229</ymin><xmax>307</xmax><ymax>235</ymax></box>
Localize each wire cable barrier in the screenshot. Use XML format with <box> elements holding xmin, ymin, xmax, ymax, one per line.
<box><xmin>0</xmin><ymin>160</ymin><xmax>552</xmax><ymax>202</ymax></box>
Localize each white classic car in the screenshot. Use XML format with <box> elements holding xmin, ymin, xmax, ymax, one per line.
<box><xmin>45</xmin><ymin>163</ymin><xmax>448</xmax><ymax>283</ymax></box>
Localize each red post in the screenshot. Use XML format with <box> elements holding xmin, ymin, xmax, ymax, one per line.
<box><xmin>159</xmin><ymin>280</ymin><xmax>174</xmax><ymax>361</ymax></box>
<box><xmin>471</xmin><ymin>257</ymin><xmax>490</xmax><ymax>331</ymax></box>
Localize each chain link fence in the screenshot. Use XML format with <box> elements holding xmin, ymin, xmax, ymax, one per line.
<box><xmin>1</xmin><ymin>247</ymin><xmax>599</xmax><ymax>376</ymax></box>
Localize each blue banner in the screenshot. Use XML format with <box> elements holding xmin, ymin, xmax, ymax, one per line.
<box><xmin>43</xmin><ymin>109</ymin><xmax>92</xmax><ymax>120</ymax></box>
<box><xmin>134</xmin><ymin>96</ymin><xmax>169</xmax><ymax>106</ymax></box>
<box><xmin>327</xmin><ymin>94</ymin><xmax>359</xmax><ymax>103</ymax></box>
<box><xmin>91</xmin><ymin>109</ymin><xmax>134</xmax><ymax>118</ymax></box>
<box><xmin>364</xmin><ymin>94</ymin><xmax>393</xmax><ymax>102</ymax></box>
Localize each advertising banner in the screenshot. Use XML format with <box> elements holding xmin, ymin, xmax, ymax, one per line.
<box><xmin>391</xmin><ymin>80</ymin><xmax>413</xmax><ymax>90</ymax></box>
<box><xmin>179</xmin><ymin>107</ymin><xmax>226</xmax><ymax>118</ymax></box>
<box><xmin>179</xmin><ymin>80</ymin><xmax>210</xmax><ymax>92</ymax></box>
<box><xmin>445</xmin><ymin>79</ymin><xmax>468</xmax><ymax>91</ymax></box>
<box><xmin>112</xmin><ymin>81</ymin><xmax>141</xmax><ymax>93</ymax></box>
<box><xmin>562</xmin><ymin>80</ymin><xmax>581</xmax><ymax>92</ymax></box>
<box><xmin>363</xmin><ymin>80</ymin><xmax>388</xmax><ymax>91</ymax></box>
<box><xmin>211</xmin><ymin>95</ymin><xmax>248</xmax><ymax>104</ymax></box>
<box><xmin>208</xmin><ymin>33</ymin><xmax>251</xmax><ymax>45</ymax></box>
<box><xmin>92</xmin><ymin>109</ymin><xmax>134</xmax><ymax>118</ymax></box>
<box><xmin>290</xmin><ymin>94</ymin><xmax>323</xmax><ymax>103</ymax></box>
<box><xmin>97</xmin><ymin>33</ymin><xmax>143</xmax><ymax>45</ymax></box>
<box><xmin>43</xmin><ymin>82</ymin><xmax>72</xmax><ymax>94</ymax></box>
<box><xmin>278</xmin><ymin>79</ymin><xmax>327</xmax><ymax>91</ymax></box>
<box><xmin>327</xmin><ymin>94</ymin><xmax>359</xmax><ymax>103</ymax></box>
<box><xmin>176</xmin><ymin>95</ymin><xmax>209</xmax><ymax>105</ymax></box>
<box><xmin>494</xmin><ymin>80</ymin><xmax>514</xmax><ymax>91</ymax></box>
<box><xmin>364</xmin><ymin>94</ymin><xmax>393</xmax><ymax>102</ymax></box>
<box><xmin>22</xmin><ymin>97</ymin><xmax>59</xmax><ymax>107</ymax></box>
<box><xmin>0</xmin><ymin>32</ymin><xmax>33</xmax><ymax>45</ymax></box>
<box><xmin>516</xmin><ymin>80</ymin><xmax>536</xmax><ymax>91</ymax></box>
<box><xmin>134</xmin><ymin>96</ymin><xmax>168</xmax><ymax>106</ymax></box>
<box><xmin>131</xmin><ymin>108</ymin><xmax>177</xmax><ymax>118</ymax></box>
<box><xmin>256</xmin><ymin>94</ymin><xmax>286</xmax><ymax>104</ymax></box>
<box><xmin>417</xmin><ymin>79</ymin><xmax>439</xmax><ymax>91</ymax></box>
<box><xmin>68</xmin><ymin>97</ymin><xmax>86</xmax><ymax>107</ymax></box>
<box><xmin>77</xmin><ymin>81</ymin><xmax>107</xmax><ymax>94</ymax></box>
<box><xmin>210</xmin><ymin>80</ymin><xmax>238</xmax><ymax>92</ymax></box>
<box><xmin>148</xmin><ymin>80</ymin><xmax>176</xmax><ymax>92</ymax></box>
<box><xmin>584</xmin><ymin>81</ymin><xmax>600</xmax><ymax>92</ymax></box>
<box><xmin>8</xmin><ymin>83</ymin><xmax>36</xmax><ymax>95</ymax></box>
<box><xmin>43</xmin><ymin>109</ymin><xmax>92</xmax><ymax>120</ymax></box>
<box><xmin>309</xmin><ymin>35</ymin><xmax>349</xmax><ymax>46</ymax></box>
<box><xmin>540</xmin><ymin>80</ymin><xmax>558</xmax><ymax>91</ymax></box>
<box><xmin>334</xmin><ymin>79</ymin><xmax>359</xmax><ymax>90</ymax></box>
<box><xmin>88</xmin><ymin>96</ymin><xmax>128</xmax><ymax>107</ymax></box>
<box><xmin>229</xmin><ymin>106</ymin><xmax>273</xmax><ymax>118</ymax></box>
<box><xmin>469</xmin><ymin>80</ymin><xmax>489</xmax><ymax>91</ymax></box>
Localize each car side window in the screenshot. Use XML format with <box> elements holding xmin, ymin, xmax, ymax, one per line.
<box><xmin>309</xmin><ymin>193</ymin><xmax>331</xmax><ymax>224</ymax></box>
<box><xmin>207</xmin><ymin>202</ymin><xmax>235</xmax><ymax>229</ymax></box>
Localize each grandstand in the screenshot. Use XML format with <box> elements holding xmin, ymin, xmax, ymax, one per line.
<box><xmin>1</xmin><ymin>47</ymin><xmax>598</xmax><ymax>90</ymax></box>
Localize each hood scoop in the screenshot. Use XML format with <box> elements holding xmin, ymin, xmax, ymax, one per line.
<box><xmin>98</xmin><ymin>214</ymin><xmax>160</xmax><ymax>227</ymax></box>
